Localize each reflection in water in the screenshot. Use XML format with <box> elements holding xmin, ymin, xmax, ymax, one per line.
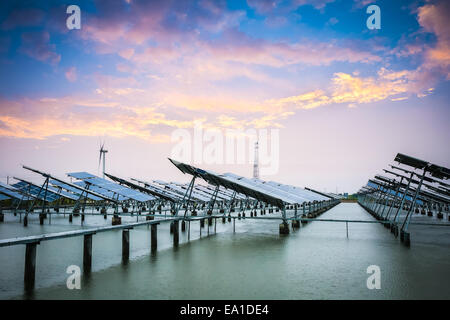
<box><xmin>0</xmin><ymin>203</ymin><xmax>449</xmax><ymax>299</ymax></box>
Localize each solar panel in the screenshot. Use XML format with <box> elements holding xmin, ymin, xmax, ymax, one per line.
<box><xmin>103</xmin><ymin>173</ymin><xmax>163</xmax><ymax>201</ymax></box>
<box><xmin>394</xmin><ymin>153</ymin><xmax>428</xmax><ymax>169</ymax></box>
<box><xmin>67</xmin><ymin>172</ymin><xmax>96</xmax><ymax>180</ymax></box>
<box><xmin>0</xmin><ymin>182</ymin><xmax>32</xmax><ymax>200</ymax></box>
<box><xmin>69</xmin><ymin>172</ymin><xmax>155</xmax><ymax>202</ymax></box>
<box><xmin>194</xmin><ymin>184</ymin><xmax>231</xmax><ymax>201</ymax></box>
<box><xmin>266</xmin><ymin>181</ymin><xmax>327</xmax><ymax>202</ymax></box>
<box><xmin>157</xmin><ymin>182</ymin><xmax>211</xmax><ymax>202</ymax></box>
<box><xmin>12</xmin><ymin>181</ymin><xmax>61</xmax><ymax>202</ymax></box>
<box><xmin>74</xmin><ymin>182</ymin><xmax>129</xmax><ymax>201</ymax></box>
<box><xmin>0</xmin><ymin>194</ymin><xmax>10</xmax><ymax>200</ymax></box>
<box><xmin>50</xmin><ymin>179</ymin><xmax>102</xmax><ymax>201</ymax></box>
<box><xmin>428</xmin><ymin>164</ymin><xmax>450</xmax><ymax>180</ymax></box>
<box><xmin>88</xmin><ymin>177</ymin><xmax>154</xmax><ymax>202</ymax></box>
<box><xmin>367</xmin><ymin>180</ymin><xmax>423</xmax><ymax>205</ymax></box>
<box><xmin>130</xmin><ymin>178</ymin><xmax>184</xmax><ymax>201</ymax></box>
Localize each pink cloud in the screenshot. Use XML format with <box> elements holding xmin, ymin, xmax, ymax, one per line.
<box><xmin>417</xmin><ymin>1</ymin><xmax>450</xmax><ymax>73</ymax></box>
<box><xmin>65</xmin><ymin>67</ymin><xmax>77</xmax><ymax>82</ymax></box>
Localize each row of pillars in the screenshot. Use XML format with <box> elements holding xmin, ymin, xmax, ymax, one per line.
<box><xmin>279</xmin><ymin>201</ymin><xmax>340</xmax><ymax>235</ymax></box>
<box><xmin>23</xmin><ymin>223</ymin><xmax>159</xmax><ymax>293</ymax></box>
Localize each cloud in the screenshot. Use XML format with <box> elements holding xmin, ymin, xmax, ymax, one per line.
<box><xmin>19</xmin><ymin>31</ymin><xmax>60</xmax><ymax>65</ymax></box>
<box><xmin>266</xmin><ymin>67</ymin><xmax>424</xmax><ymax>110</ymax></box>
<box><xmin>327</xmin><ymin>17</ymin><xmax>339</xmax><ymax>25</ymax></box>
<box><xmin>199</xmin><ymin>30</ymin><xmax>381</xmax><ymax>68</ymax></box>
<box><xmin>65</xmin><ymin>67</ymin><xmax>77</xmax><ymax>82</ymax></box>
<box><xmin>417</xmin><ymin>1</ymin><xmax>450</xmax><ymax>76</ymax></box>
<box><xmin>0</xmin><ymin>95</ymin><xmax>200</xmax><ymax>142</ymax></box>
<box><xmin>292</xmin><ymin>0</ymin><xmax>335</xmax><ymax>10</ymax></box>
<box><xmin>247</xmin><ymin>0</ymin><xmax>279</xmax><ymax>14</ymax></box>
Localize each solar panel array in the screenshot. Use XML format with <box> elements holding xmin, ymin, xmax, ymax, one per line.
<box><xmin>68</xmin><ymin>172</ymin><xmax>156</xmax><ymax>202</ymax></box>
<box><xmin>168</xmin><ymin>158</ymin><xmax>328</xmax><ymax>208</ymax></box>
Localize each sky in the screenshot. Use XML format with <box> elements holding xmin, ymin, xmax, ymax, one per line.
<box><xmin>0</xmin><ymin>0</ymin><xmax>449</xmax><ymax>194</ymax></box>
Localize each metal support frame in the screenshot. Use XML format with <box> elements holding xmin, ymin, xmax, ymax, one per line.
<box><xmin>401</xmin><ymin>170</ymin><xmax>427</xmax><ymax>232</ymax></box>
<box><xmin>392</xmin><ymin>172</ymin><xmax>414</xmax><ymax>224</ymax></box>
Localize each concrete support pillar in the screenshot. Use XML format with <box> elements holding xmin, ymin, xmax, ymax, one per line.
<box><xmin>112</xmin><ymin>215</ymin><xmax>121</xmax><ymax>225</ymax></box>
<box><xmin>122</xmin><ymin>229</ymin><xmax>130</xmax><ymax>262</ymax></box>
<box><xmin>151</xmin><ymin>224</ymin><xmax>157</xmax><ymax>253</ymax></box>
<box><xmin>24</xmin><ymin>242</ymin><xmax>37</xmax><ymax>292</ymax></box>
<box><xmin>173</xmin><ymin>220</ymin><xmax>179</xmax><ymax>247</ymax></box>
<box><xmin>400</xmin><ymin>230</ymin><xmax>410</xmax><ymax>247</ymax></box>
<box><xmin>279</xmin><ymin>222</ymin><xmax>290</xmax><ymax>235</ymax></box>
<box><xmin>188</xmin><ymin>221</ymin><xmax>191</xmax><ymax>241</ymax></box>
<box><xmin>83</xmin><ymin>234</ymin><xmax>93</xmax><ymax>273</ymax></box>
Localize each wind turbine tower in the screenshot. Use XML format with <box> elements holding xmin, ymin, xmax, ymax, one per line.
<box><xmin>99</xmin><ymin>142</ymin><xmax>108</xmax><ymax>179</ymax></box>
<box><xmin>253</xmin><ymin>141</ymin><xmax>259</xmax><ymax>179</ymax></box>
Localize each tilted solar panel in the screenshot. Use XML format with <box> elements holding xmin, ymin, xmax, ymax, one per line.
<box><xmin>50</xmin><ymin>180</ymin><xmax>102</xmax><ymax>201</ymax></box>
<box><xmin>67</xmin><ymin>172</ymin><xmax>96</xmax><ymax>180</ymax></box>
<box><xmin>0</xmin><ymin>194</ymin><xmax>9</xmax><ymax>200</ymax></box>
<box><xmin>12</xmin><ymin>181</ymin><xmax>60</xmax><ymax>202</ymax></box>
<box><xmin>74</xmin><ymin>181</ymin><xmax>129</xmax><ymax>201</ymax></box>
<box><xmin>70</xmin><ymin>172</ymin><xmax>155</xmax><ymax>202</ymax></box>
<box><xmin>0</xmin><ymin>182</ymin><xmax>32</xmax><ymax>200</ymax></box>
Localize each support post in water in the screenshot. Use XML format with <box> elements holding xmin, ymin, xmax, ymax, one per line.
<box><xmin>24</xmin><ymin>242</ymin><xmax>38</xmax><ymax>292</ymax></box>
<box><xmin>346</xmin><ymin>221</ymin><xmax>348</xmax><ymax>238</ymax></box>
<box><xmin>151</xmin><ymin>224</ymin><xmax>157</xmax><ymax>253</ymax></box>
<box><xmin>233</xmin><ymin>217</ymin><xmax>236</xmax><ymax>233</ymax></box>
<box><xmin>188</xmin><ymin>220</ymin><xmax>190</xmax><ymax>241</ymax></box>
<box><xmin>83</xmin><ymin>234</ymin><xmax>93</xmax><ymax>273</ymax></box>
<box><xmin>173</xmin><ymin>219</ymin><xmax>179</xmax><ymax>246</ymax></box>
<box><xmin>122</xmin><ymin>229</ymin><xmax>130</xmax><ymax>262</ymax></box>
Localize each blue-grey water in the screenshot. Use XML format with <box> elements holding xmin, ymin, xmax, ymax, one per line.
<box><xmin>0</xmin><ymin>203</ymin><xmax>449</xmax><ymax>299</ymax></box>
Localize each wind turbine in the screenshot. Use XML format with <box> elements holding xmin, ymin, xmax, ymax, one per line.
<box><xmin>98</xmin><ymin>142</ymin><xmax>108</xmax><ymax>179</ymax></box>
